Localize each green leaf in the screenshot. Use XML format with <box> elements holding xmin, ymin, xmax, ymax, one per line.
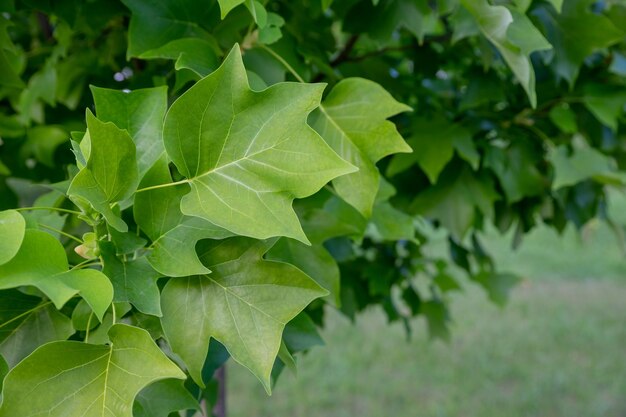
<box><xmin>68</xmin><ymin>110</ymin><xmax>139</xmax><ymax>232</ymax></box>
<box><xmin>484</xmin><ymin>140</ymin><xmax>546</xmax><ymax>203</ymax></box>
<box><xmin>0</xmin><ymin>354</ymin><xmax>6</xmax><ymax>393</ymax></box>
<box><xmin>421</xmin><ymin>300</ymin><xmax>451</xmax><ymax>342</ymax></box>
<box><xmin>266</xmin><ymin>238</ymin><xmax>341</xmax><ymax>306</ymax></box>
<box><xmin>0</xmin><ymin>324</ymin><xmax>185</xmax><ymax>417</ymax></box>
<box><xmin>0</xmin><ymin>210</ymin><xmax>24</xmax><ymax>265</ymax></box>
<box><xmin>583</xmin><ymin>84</ymin><xmax>626</xmax><ymax>132</ymax></box>
<box><xmin>310</xmin><ymin>78</ymin><xmax>411</xmax><ymax>217</ymax></box>
<box><xmin>461</xmin><ymin>0</ymin><xmax>551</xmax><ymax>107</ymax></box>
<box><xmin>138</xmin><ymin>38</ymin><xmax>220</xmax><ymax>77</ymax></box>
<box><xmin>162</xmin><ymin>45</ymin><xmax>354</xmax><ymax>243</ymax></box>
<box><xmin>133</xmin><ymin>379</ymin><xmax>199</xmax><ymax>417</ymax></box>
<box><xmin>22</xmin><ymin>125</ymin><xmax>69</xmax><ymax>168</ymax></box>
<box><xmin>540</xmin><ymin>1</ymin><xmax>624</xmax><ymax>86</ymax></box>
<box><xmin>549</xmin><ymin>145</ymin><xmax>626</xmax><ymax>189</ymax></box>
<box><xmin>548</xmin><ymin>0</ymin><xmax>563</xmax><ymax>12</ymax></box>
<box><xmin>473</xmin><ymin>272</ymin><xmax>521</xmax><ymax>307</ymax></box>
<box><xmin>549</xmin><ymin>103</ymin><xmax>578</xmax><ymax>134</ymax></box>
<box><xmin>91</xmin><ymin>86</ymin><xmax>167</xmax><ymax>178</ymax></box>
<box><xmin>160</xmin><ymin>238</ymin><xmax>327</xmax><ymax>393</ymax></box>
<box><xmin>218</xmin><ymin>0</ymin><xmax>245</xmax><ymax>18</ymax></box>
<box><xmin>100</xmin><ymin>242</ymin><xmax>162</xmax><ymax>317</ymax></box>
<box><xmin>411</xmin><ymin>166</ymin><xmax>499</xmax><ymax>239</ymax></box>
<box><xmin>134</xmin><ymin>157</ymin><xmax>234</xmax><ymax>277</ymax></box>
<box><xmin>0</xmin><ymin>290</ymin><xmax>74</xmax><ymax>366</ymax></box>
<box><xmin>0</xmin><ymin>230</ymin><xmax>113</xmax><ymax>321</ymax></box>
<box><xmin>148</xmin><ymin>217</ymin><xmax>233</xmax><ymax>277</ymax></box>
<box><xmin>283</xmin><ymin>312</ymin><xmax>324</xmax><ymax>352</ymax></box>
<box><xmin>122</xmin><ymin>0</ymin><xmax>216</xmax><ymax>57</ymax></box>
<box><xmin>387</xmin><ymin>117</ymin><xmax>477</xmax><ymax>181</ymax></box>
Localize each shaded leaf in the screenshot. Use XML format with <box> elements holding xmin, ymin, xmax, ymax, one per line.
<box><xmin>133</xmin><ymin>379</ymin><xmax>199</xmax><ymax>417</ymax></box>
<box><xmin>549</xmin><ymin>145</ymin><xmax>626</xmax><ymax>189</ymax></box>
<box><xmin>0</xmin><ymin>289</ymin><xmax>74</xmax><ymax>367</ymax></box>
<box><xmin>100</xmin><ymin>242</ymin><xmax>162</xmax><ymax>316</ymax></box>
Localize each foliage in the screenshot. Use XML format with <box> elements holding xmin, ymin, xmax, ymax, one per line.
<box><xmin>0</xmin><ymin>0</ymin><xmax>625</xmax><ymax>415</ymax></box>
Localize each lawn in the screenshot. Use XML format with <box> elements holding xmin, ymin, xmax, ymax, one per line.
<box><xmin>227</xmin><ymin>192</ymin><xmax>626</xmax><ymax>417</ymax></box>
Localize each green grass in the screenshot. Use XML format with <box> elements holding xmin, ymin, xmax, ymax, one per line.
<box><xmin>227</xmin><ymin>192</ymin><xmax>626</xmax><ymax>417</ymax></box>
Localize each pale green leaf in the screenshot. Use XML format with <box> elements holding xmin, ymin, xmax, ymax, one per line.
<box><xmin>0</xmin><ymin>354</ymin><xmax>6</xmax><ymax>393</ymax></box>
<box><xmin>100</xmin><ymin>243</ymin><xmax>162</xmax><ymax>316</ymax></box>
<box><xmin>218</xmin><ymin>0</ymin><xmax>245</xmax><ymax>18</ymax></box>
<box><xmin>0</xmin><ymin>324</ymin><xmax>185</xmax><ymax>417</ymax></box>
<box><xmin>163</xmin><ymin>46</ymin><xmax>354</xmax><ymax>243</ymax></box>
<box><xmin>22</xmin><ymin>125</ymin><xmax>68</xmax><ymax>168</ymax></box>
<box><xmin>68</xmin><ymin>110</ymin><xmax>138</xmax><ymax>232</ymax></box>
<box><xmin>91</xmin><ymin>86</ymin><xmax>167</xmax><ymax>178</ymax></box>
<box><xmin>133</xmin><ymin>379</ymin><xmax>199</xmax><ymax>417</ymax></box>
<box><xmin>161</xmin><ymin>238</ymin><xmax>327</xmax><ymax>393</ymax></box>
<box><xmin>0</xmin><ymin>290</ymin><xmax>74</xmax><ymax>367</ymax></box>
<box><xmin>0</xmin><ymin>230</ymin><xmax>113</xmax><ymax>321</ymax></box>
<box><xmin>310</xmin><ymin>78</ymin><xmax>411</xmax><ymax>217</ymax></box>
<box><xmin>549</xmin><ymin>145</ymin><xmax>626</xmax><ymax>189</ymax></box>
<box><xmin>0</xmin><ymin>210</ymin><xmax>24</xmax><ymax>265</ymax></box>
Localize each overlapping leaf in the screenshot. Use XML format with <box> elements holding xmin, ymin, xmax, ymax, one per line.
<box><xmin>0</xmin><ymin>324</ymin><xmax>185</xmax><ymax>417</ymax></box>
<box><xmin>68</xmin><ymin>110</ymin><xmax>138</xmax><ymax>232</ymax></box>
<box><xmin>162</xmin><ymin>46</ymin><xmax>355</xmax><ymax>243</ymax></box>
<box><xmin>91</xmin><ymin>86</ymin><xmax>168</xmax><ymax>178</ymax></box>
<box><xmin>461</xmin><ymin>0</ymin><xmax>552</xmax><ymax>107</ymax></box>
<box><xmin>0</xmin><ymin>210</ymin><xmax>24</xmax><ymax>265</ymax></box>
<box><xmin>0</xmin><ymin>289</ymin><xmax>74</xmax><ymax>366</ymax></box>
<box><xmin>0</xmin><ymin>230</ymin><xmax>113</xmax><ymax>321</ymax></box>
<box><xmin>160</xmin><ymin>237</ymin><xmax>327</xmax><ymax>393</ymax></box>
<box><xmin>310</xmin><ymin>78</ymin><xmax>411</xmax><ymax>217</ymax></box>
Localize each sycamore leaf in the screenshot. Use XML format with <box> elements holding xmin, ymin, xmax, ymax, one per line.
<box><xmin>68</xmin><ymin>110</ymin><xmax>139</xmax><ymax>232</ymax></box>
<box><xmin>122</xmin><ymin>0</ymin><xmax>217</xmax><ymax>58</ymax></box>
<box><xmin>0</xmin><ymin>210</ymin><xmax>24</xmax><ymax>265</ymax></box>
<box><xmin>310</xmin><ymin>78</ymin><xmax>411</xmax><ymax>217</ymax></box>
<box><xmin>0</xmin><ymin>230</ymin><xmax>113</xmax><ymax>321</ymax></box>
<box><xmin>0</xmin><ymin>289</ymin><xmax>74</xmax><ymax>367</ymax></box>
<box><xmin>160</xmin><ymin>238</ymin><xmax>327</xmax><ymax>393</ymax></box>
<box><xmin>0</xmin><ymin>324</ymin><xmax>185</xmax><ymax>417</ymax></box>
<box><xmin>162</xmin><ymin>45</ymin><xmax>354</xmax><ymax>243</ymax></box>
<box><xmin>100</xmin><ymin>242</ymin><xmax>162</xmax><ymax>317</ymax></box>
<box><xmin>461</xmin><ymin>0</ymin><xmax>551</xmax><ymax>107</ymax></box>
<box><xmin>91</xmin><ymin>86</ymin><xmax>168</xmax><ymax>178</ymax></box>
<box><xmin>583</xmin><ymin>84</ymin><xmax>626</xmax><ymax>132</ymax></box>
<box><xmin>133</xmin><ymin>379</ymin><xmax>199</xmax><ymax>417</ymax></box>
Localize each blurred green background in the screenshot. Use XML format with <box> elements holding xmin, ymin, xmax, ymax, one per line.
<box><xmin>227</xmin><ymin>192</ymin><xmax>626</xmax><ymax>417</ymax></box>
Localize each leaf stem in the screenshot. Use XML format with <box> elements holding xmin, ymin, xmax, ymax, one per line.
<box><xmin>257</xmin><ymin>43</ymin><xmax>306</xmax><ymax>83</ymax></box>
<box><xmin>15</xmin><ymin>206</ymin><xmax>82</xmax><ymax>216</ymax></box>
<box><xmin>85</xmin><ymin>312</ymin><xmax>94</xmax><ymax>343</ymax></box>
<box><xmin>135</xmin><ymin>179</ymin><xmax>190</xmax><ymax>193</ymax></box>
<box><xmin>71</xmin><ymin>259</ymin><xmax>101</xmax><ymax>270</ymax></box>
<box><xmin>39</xmin><ymin>224</ymin><xmax>84</xmax><ymax>244</ymax></box>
